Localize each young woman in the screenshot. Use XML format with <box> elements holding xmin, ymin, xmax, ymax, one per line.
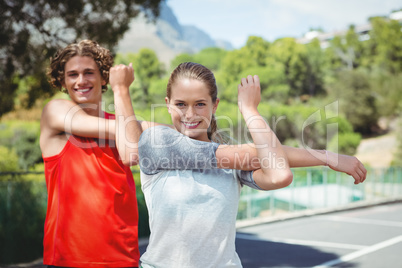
<box><xmin>138</xmin><ymin>62</ymin><xmax>366</xmax><ymax>267</ymax></box>
<box><xmin>41</xmin><ymin>40</ymin><xmax>142</xmax><ymax>267</ymax></box>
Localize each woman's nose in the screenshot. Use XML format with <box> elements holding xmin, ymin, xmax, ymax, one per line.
<box><xmin>185</xmin><ymin>106</ymin><xmax>195</xmax><ymax>119</ymax></box>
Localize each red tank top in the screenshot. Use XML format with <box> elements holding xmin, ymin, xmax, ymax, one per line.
<box><xmin>42</xmin><ymin>113</ymin><xmax>139</xmax><ymax>267</ymax></box>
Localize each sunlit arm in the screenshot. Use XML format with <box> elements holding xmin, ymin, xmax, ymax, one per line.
<box><xmin>110</xmin><ymin>63</ymin><xmax>142</xmax><ymax>166</ymax></box>
<box><xmin>41</xmin><ymin>99</ymin><xmax>116</xmax><ymax>139</ymax></box>
<box><xmin>236</xmin><ymin>75</ymin><xmax>293</xmax><ymax>190</ymax></box>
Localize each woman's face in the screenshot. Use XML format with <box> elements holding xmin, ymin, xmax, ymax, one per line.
<box><xmin>166</xmin><ymin>78</ymin><xmax>219</xmax><ymax>142</ymax></box>
<box><xmin>63</xmin><ymin>56</ymin><xmax>106</xmax><ymax>109</ymax></box>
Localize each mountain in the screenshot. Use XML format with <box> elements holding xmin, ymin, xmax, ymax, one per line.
<box><xmin>117</xmin><ymin>2</ymin><xmax>233</xmax><ymax>67</ymax></box>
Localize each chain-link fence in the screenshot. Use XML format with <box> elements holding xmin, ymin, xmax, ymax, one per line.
<box><xmin>237</xmin><ymin>167</ymin><xmax>402</xmax><ymax>226</ymax></box>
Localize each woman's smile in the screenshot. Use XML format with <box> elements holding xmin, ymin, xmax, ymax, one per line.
<box><xmin>182</xmin><ymin>121</ymin><xmax>202</xmax><ymax>129</ymax></box>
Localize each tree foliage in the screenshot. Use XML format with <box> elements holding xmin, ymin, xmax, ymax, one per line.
<box><xmin>0</xmin><ymin>0</ymin><xmax>163</xmax><ymax>117</ymax></box>
<box><xmin>6</xmin><ymin>8</ymin><xmax>402</xmax><ymax>160</ymax></box>
<box><xmin>0</xmin><ymin>179</ymin><xmax>47</xmax><ymax>264</ymax></box>
<box><xmin>328</xmin><ymin>69</ymin><xmax>379</xmax><ymax>134</ymax></box>
<box><xmin>368</xmin><ymin>17</ymin><xmax>402</xmax><ymax>74</ymax></box>
<box><xmin>112</xmin><ymin>50</ymin><xmax>164</xmax><ymax>106</ymax></box>
<box><xmin>134</xmin><ymin>48</ymin><xmax>165</xmax><ymax>103</ymax></box>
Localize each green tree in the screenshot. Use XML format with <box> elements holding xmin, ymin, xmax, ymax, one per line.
<box><xmin>370</xmin><ymin>72</ymin><xmax>402</xmax><ymax>118</ymax></box>
<box><xmin>267</xmin><ymin>38</ymin><xmax>312</xmax><ymax>98</ymax></box>
<box><xmin>328</xmin><ymin>132</ymin><xmax>362</xmax><ymax>155</ymax></box>
<box><xmin>134</xmin><ymin>48</ymin><xmax>165</xmax><ymax>103</ymax></box>
<box><xmin>12</xmin><ymin>130</ymin><xmax>42</xmax><ymax>170</ymax></box>
<box><xmin>148</xmin><ymin>77</ymin><xmax>170</xmax><ymax>105</ymax></box>
<box><xmin>368</xmin><ymin>16</ymin><xmax>402</xmax><ymax>74</ymax></box>
<box><xmin>218</xmin><ymin>47</ymin><xmax>255</xmax><ymax>99</ymax></box>
<box><xmin>0</xmin><ymin>121</ymin><xmax>42</xmax><ymax>171</ymax></box>
<box><xmin>194</xmin><ymin>47</ymin><xmax>227</xmax><ymax>71</ymax></box>
<box><xmin>0</xmin><ymin>0</ymin><xmax>163</xmax><ymax>117</ymax></box>
<box><xmin>0</xmin><ymin>178</ymin><xmax>47</xmax><ymax>264</ymax></box>
<box><xmin>327</xmin><ymin>25</ymin><xmax>366</xmax><ymax>70</ymax></box>
<box><xmin>304</xmin><ymin>38</ymin><xmax>327</xmax><ymax>96</ymax></box>
<box><xmin>244</xmin><ymin>36</ymin><xmax>270</xmax><ymax>67</ymax></box>
<box><xmin>0</xmin><ymin>146</ymin><xmax>19</xmax><ymax>172</ymax></box>
<box><xmin>325</xmin><ymin>36</ymin><xmax>347</xmax><ymax>71</ymax></box>
<box><xmin>170</xmin><ymin>53</ymin><xmax>194</xmax><ymax>71</ymax></box>
<box><xmin>328</xmin><ymin>69</ymin><xmax>379</xmax><ymax>134</ymax></box>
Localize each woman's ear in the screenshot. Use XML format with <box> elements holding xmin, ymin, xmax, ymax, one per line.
<box><xmin>165</xmin><ymin>97</ymin><xmax>171</xmax><ymax>113</ymax></box>
<box><xmin>212</xmin><ymin>98</ymin><xmax>220</xmax><ymax>114</ymax></box>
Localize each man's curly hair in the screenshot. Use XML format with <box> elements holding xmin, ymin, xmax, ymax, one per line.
<box><xmin>47</xmin><ymin>40</ymin><xmax>114</xmax><ymax>93</ymax></box>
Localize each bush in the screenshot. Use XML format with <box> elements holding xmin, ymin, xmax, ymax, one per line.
<box><xmin>0</xmin><ymin>170</ymin><xmax>151</xmax><ymax>265</ymax></box>
<box><xmin>0</xmin><ymin>146</ymin><xmax>19</xmax><ymax>173</ymax></box>
<box><xmin>0</xmin><ymin>178</ymin><xmax>47</xmax><ymax>265</ymax></box>
<box><xmin>328</xmin><ymin>69</ymin><xmax>379</xmax><ymax>134</ymax></box>
<box><xmin>328</xmin><ymin>132</ymin><xmax>362</xmax><ymax>155</ymax></box>
<box><xmin>0</xmin><ymin>121</ymin><xmax>42</xmax><ymax>170</ymax></box>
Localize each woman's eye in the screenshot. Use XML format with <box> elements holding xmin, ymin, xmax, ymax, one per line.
<box><xmin>175</xmin><ymin>103</ymin><xmax>185</xmax><ymax>107</ymax></box>
<box><xmin>196</xmin><ymin>103</ymin><xmax>206</xmax><ymax>107</ymax></box>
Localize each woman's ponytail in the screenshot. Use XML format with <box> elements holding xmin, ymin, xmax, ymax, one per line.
<box><xmin>208</xmin><ymin>114</ymin><xmax>226</xmax><ymax>144</ymax></box>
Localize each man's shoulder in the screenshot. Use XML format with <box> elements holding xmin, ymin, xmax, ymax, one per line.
<box><xmin>42</xmin><ymin>98</ymin><xmax>75</xmax><ymax>116</ymax></box>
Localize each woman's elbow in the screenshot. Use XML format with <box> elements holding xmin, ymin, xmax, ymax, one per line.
<box><xmin>260</xmin><ymin>170</ymin><xmax>293</xmax><ymax>190</ymax></box>
<box><xmin>277</xmin><ymin>170</ymin><xmax>293</xmax><ymax>188</ymax></box>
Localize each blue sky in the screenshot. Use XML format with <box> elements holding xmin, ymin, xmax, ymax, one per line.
<box><xmin>167</xmin><ymin>0</ymin><xmax>402</xmax><ymax>48</ymax></box>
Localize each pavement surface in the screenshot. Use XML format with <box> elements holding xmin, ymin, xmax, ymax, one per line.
<box><xmin>4</xmin><ymin>201</ymin><xmax>402</xmax><ymax>268</ymax></box>
<box><xmin>234</xmin><ymin>201</ymin><xmax>402</xmax><ymax>268</ymax></box>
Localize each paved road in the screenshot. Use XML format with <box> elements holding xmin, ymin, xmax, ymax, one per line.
<box><xmin>5</xmin><ymin>202</ymin><xmax>401</xmax><ymax>268</ymax></box>
<box><xmin>234</xmin><ymin>201</ymin><xmax>402</xmax><ymax>268</ymax></box>
<box><xmin>137</xmin><ymin>201</ymin><xmax>402</xmax><ymax>267</ymax></box>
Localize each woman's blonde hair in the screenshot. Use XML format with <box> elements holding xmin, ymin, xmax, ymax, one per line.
<box><xmin>47</xmin><ymin>40</ymin><xmax>113</xmax><ymax>93</ymax></box>
<box><xmin>166</xmin><ymin>62</ymin><xmax>226</xmax><ymax>144</ymax></box>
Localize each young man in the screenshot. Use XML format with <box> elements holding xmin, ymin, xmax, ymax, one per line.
<box><xmin>40</xmin><ymin>40</ymin><xmax>142</xmax><ymax>267</ymax></box>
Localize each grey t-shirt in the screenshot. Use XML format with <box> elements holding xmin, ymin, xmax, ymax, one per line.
<box><xmin>138</xmin><ymin>126</ymin><xmax>262</xmax><ymax>268</ymax></box>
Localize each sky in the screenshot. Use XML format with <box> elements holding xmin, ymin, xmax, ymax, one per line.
<box><xmin>167</xmin><ymin>0</ymin><xmax>402</xmax><ymax>48</ymax></box>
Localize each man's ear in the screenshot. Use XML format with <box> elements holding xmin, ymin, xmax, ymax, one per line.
<box><xmin>61</xmin><ymin>82</ymin><xmax>67</xmax><ymax>93</ymax></box>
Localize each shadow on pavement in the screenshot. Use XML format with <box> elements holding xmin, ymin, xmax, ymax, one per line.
<box><xmin>235</xmin><ymin>232</ymin><xmax>357</xmax><ymax>268</ymax></box>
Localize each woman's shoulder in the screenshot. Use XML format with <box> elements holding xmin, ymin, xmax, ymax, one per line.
<box><xmin>140</xmin><ymin>125</ymin><xmax>180</xmax><ymax>144</ymax></box>
<box><xmin>140</xmin><ymin>121</ymin><xmax>174</xmax><ymax>131</ymax></box>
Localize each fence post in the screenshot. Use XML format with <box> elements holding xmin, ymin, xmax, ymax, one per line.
<box><xmin>247</xmin><ymin>187</ymin><xmax>251</xmax><ymax>220</ymax></box>
<box><xmin>290</xmin><ymin>180</ymin><xmax>294</xmax><ymax>212</ymax></box>
<box><xmin>336</xmin><ymin>172</ymin><xmax>341</xmax><ymax>205</ymax></box>
<box><xmin>399</xmin><ymin>168</ymin><xmax>402</xmax><ymax>196</ymax></box>
<box><xmin>270</xmin><ymin>191</ymin><xmax>275</xmax><ymax>216</ymax></box>
<box><xmin>323</xmin><ymin>168</ymin><xmax>328</xmax><ymax>207</ymax></box>
<box><xmin>307</xmin><ymin>170</ymin><xmax>312</xmax><ymax>209</ymax></box>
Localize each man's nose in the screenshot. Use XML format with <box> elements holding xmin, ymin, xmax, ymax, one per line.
<box><xmin>77</xmin><ymin>74</ymin><xmax>85</xmax><ymax>84</ymax></box>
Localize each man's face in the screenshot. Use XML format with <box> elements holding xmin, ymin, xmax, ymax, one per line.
<box><xmin>63</xmin><ymin>56</ymin><xmax>106</xmax><ymax>106</ymax></box>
